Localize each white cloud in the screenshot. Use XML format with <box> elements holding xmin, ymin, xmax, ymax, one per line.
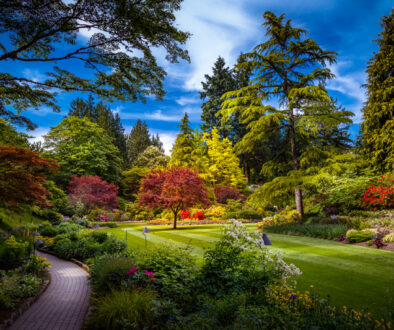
<box><xmin>23</xmin><ymin>69</ymin><xmax>46</xmax><ymax>83</ymax></box>
<box><xmin>326</xmin><ymin>62</ymin><xmax>367</xmax><ymax>122</ymax></box>
<box><xmin>150</xmin><ymin>130</ymin><xmax>177</xmax><ymax>156</ymax></box>
<box><xmin>119</xmin><ymin>110</ymin><xmax>182</xmax><ymax>122</ymax></box>
<box><xmin>167</xmin><ymin>0</ymin><xmax>260</xmax><ymax>91</ymax></box>
<box><xmin>175</xmin><ymin>96</ymin><xmax>201</xmax><ymax>106</ymax></box>
<box><xmin>26</xmin><ymin>127</ymin><xmax>50</xmax><ymax>144</ymax></box>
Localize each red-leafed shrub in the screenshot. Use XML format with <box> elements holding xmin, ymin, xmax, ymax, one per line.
<box><xmin>0</xmin><ymin>145</ymin><xmax>58</xmax><ymax>207</ymax></box>
<box><xmin>180</xmin><ymin>210</ymin><xmax>191</xmax><ymax>220</ymax></box>
<box><xmin>68</xmin><ymin>175</ymin><xmax>118</xmax><ymax>211</ymax></box>
<box><xmin>193</xmin><ymin>211</ymin><xmax>205</xmax><ymax>220</ymax></box>
<box><xmin>214</xmin><ymin>186</ymin><xmax>242</xmax><ymax>204</ymax></box>
<box><xmin>139</xmin><ymin>167</ymin><xmax>210</xmax><ymax>229</ymax></box>
<box><xmin>361</xmin><ymin>174</ymin><xmax>393</xmax><ymax>210</ymax></box>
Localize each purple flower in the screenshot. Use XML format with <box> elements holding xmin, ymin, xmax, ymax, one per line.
<box><xmin>127</xmin><ymin>267</ymin><xmax>138</xmax><ymax>275</ymax></box>
<box><xmin>289</xmin><ymin>294</ymin><xmax>297</xmax><ymax>301</ymax></box>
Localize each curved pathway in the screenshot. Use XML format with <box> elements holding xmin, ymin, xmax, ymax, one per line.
<box><xmin>10</xmin><ymin>252</ymin><xmax>90</xmax><ymax>330</ymax></box>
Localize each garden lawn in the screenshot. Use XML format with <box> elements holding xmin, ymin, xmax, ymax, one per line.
<box><xmin>103</xmin><ymin>223</ymin><xmax>394</xmax><ymax>317</ymax></box>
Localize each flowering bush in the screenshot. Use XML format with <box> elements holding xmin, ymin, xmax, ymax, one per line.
<box><xmin>257</xmin><ymin>206</ymin><xmax>302</xmax><ymax>228</ymax></box>
<box><xmin>361</xmin><ymin>174</ymin><xmax>394</xmax><ymax>210</ymax></box>
<box><xmin>193</xmin><ymin>211</ymin><xmax>205</xmax><ymax>220</ymax></box>
<box><xmin>179</xmin><ymin>210</ymin><xmax>191</xmax><ymax>220</ymax></box>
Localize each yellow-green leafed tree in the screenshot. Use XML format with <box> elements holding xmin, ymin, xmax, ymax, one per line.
<box><xmin>204</xmin><ymin>127</ymin><xmax>246</xmax><ymax>188</ymax></box>
<box><xmin>169</xmin><ymin>113</ymin><xmax>210</xmax><ymax>180</ymax></box>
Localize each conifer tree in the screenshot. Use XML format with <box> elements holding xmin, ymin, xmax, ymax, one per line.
<box><xmin>219</xmin><ymin>12</ymin><xmax>352</xmax><ymax>215</ymax></box>
<box><xmin>204</xmin><ymin>127</ymin><xmax>246</xmax><ymax>188</ymax></box>
<box><xmin>169</xmin><ymin>113</ymin><xmax>209</xmax><ymax>177</ymax></box>
<box><xmin>361</xmin><ymin>10</ymin><xmax>394</xmax><ymax>173</ymax></box>
<box><xmin>200</xmin><ymin>57</ymin><xmax>237</xmax><ymax>137</ymax></box>
<box><xmin>126</xmin><ymin>120</ymin><xmax>152</xmax><ymax>165</ymax></box>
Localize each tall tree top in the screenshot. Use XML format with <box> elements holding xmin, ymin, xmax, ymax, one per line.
<box><xmin>178</xmin><ymin>112</ymin><xmax>193</xmax><ymax>135</ymax></box>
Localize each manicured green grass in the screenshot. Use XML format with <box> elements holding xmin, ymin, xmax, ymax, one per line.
<box><xmin>103</xmin><ymin>223</ymin><xmax>394</xmax><ymax>317</ymax></box>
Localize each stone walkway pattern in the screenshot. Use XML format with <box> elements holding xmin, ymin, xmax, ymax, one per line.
<box><xmin>10</xmin><ymin>251</ymin><xmax>90</xmax><ymax>330</ymax></box>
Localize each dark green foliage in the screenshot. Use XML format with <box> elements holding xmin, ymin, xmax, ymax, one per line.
<box><xmin>0</xmin><ymin>0</ymin><xmax>189</xmax><ymax>116</ymax></box>
<box><xmin>200</xmin><ymin>57</ymin><xmax>238</xmax><ymax>137</ymax></box>
<box><xmin>0</xmin><ymin>119</ymin><xmax>30</xmax><ymax>147</ymax></box>
<box><xmin>264</xmin><ymin>223</ymin><xmax>348</xmax><ymax>240</ymax></box>
<box><xmin>43</xmin><ymin>181</ymin><xmax>69</xmax><ymax>214</ymax></box>
<box><xmin>91</xmin><ymin>231</ymin><xmax>109</xmax><ymax>244</ymax></box>
<box><xmin>361</xmin><ymin>10</ymin><xmax>394</xmax><ymax>172</ymax></box>
<box><xmin>39</xmin><ymin>225</ymin><xmax>59</xmax><ymax>237</ymax></box>
<box><xmin>56</xmin><ymin>222</ymin><xmax>85</xmax><ymax>234</ymax></box>
<box><xmin>90</xmin><ymin>254</ymin><xmax>136</xmax><ymax>292</ymax></box>
<box><xmin>126</xmin><ymin>120</ymin><xmax>161</xmax><ymax>165</ymax></box>
<box><xmin>69</xmin><ymin>96</ymin><xmax>128</xmax><ymax>163</ymax></box>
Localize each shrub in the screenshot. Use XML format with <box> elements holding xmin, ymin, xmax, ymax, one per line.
<box><xmin>92</xmin><ymin>231</ymin><xmax>108</xmax><ymax>244</ymax></box>
<box><xmin>90</xmin><ymin>255</ymin><xmax>136</xmax><ymax>292</ymax></box>
<box><xmin>263</xmin><ymin>224</ymin><xmax>348</xmax><ymax>240</ymax></box>
<box><xmin>39</xmin><ymin>225</ymin><xmax>59</xmax><ymax>237</ymax></box>
<box><xmin>214</xmin><ymin>186</ymin><xmax>242</xmax><ymax>204</ymax></box>
<box><xmin>102</xmin><ymin>236</ymin><xmax>127</xmax><ymax>254</ymax></box>
<box><xmin>257</xmin><ymin>207</ymin><xmax>301</xmax><ymax>227</ymax></box>
<box><xmin>57</xmin><ymin>222</ymin><xmax>84</xmax><ymax>234</ymax></box>
<box><xmin>237</xmin><ymin>209</ymin><xmax>262</xmax><ymax>220</ymax></box>
<box><xmin>88</xmin><ymin>289</ymin><xmax>156</xmax><ymax>329</ymax></box>
<box><xmin>346</xmin><ymin>230</ymin><xmax>373</xmax><ymax>243</ymax></box>
<box><xmin>23</xmin><ymin>255</ymin><xmax>51</xmax><ymax>274</ymax></box>
<box><xmin>361</xmin><ymin>174</ymin><xmax>394</xmax><ymax>210</ymax></box>
<box><xmin>382</xmin><ymin>232</ymin><xmax>394</xmax><ymax>243</ymax></box>
<box><xmin>68</xmin><ymin>175</ymin><xmax>119</xmax><ymax>211</ymax></box>
<box><xmin>0</xmin><ymin>235</ymin><xmax>29</xmax><ymax>269</ymax></box>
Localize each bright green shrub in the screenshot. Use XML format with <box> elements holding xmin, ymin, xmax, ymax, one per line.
<box><xmin>346</xmin><ymin>230</ymin><xmax>373</xmax><ymax>243</ymax></box>
<box><xmin>92</xmin><ymin>231</ymin><xmax>108</xmax><ymax>243</ymax></box>
<box><xmin>383</xmin><ymin>232</ymin><xmax>394</xmax><ymax>243</ymax></box>
<box><xmin>88</xmin><ymin>289</ymin><xmax>156</xmax><ymax>329</ymax></box>
<box><xmin>57</xmin><ymin>222</ymin><xmax>84</xmax><ymax>234</ymax></box>
<box><xmin>0</xmin><ymin>235</ymin><xmax>29</xmax><ymax>269</ymax></box>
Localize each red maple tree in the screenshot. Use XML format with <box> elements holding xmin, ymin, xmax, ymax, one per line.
<box><xmin>0</xmin><ymin>145</ymin><xmax>58</xmax><ymax>207</ymax></box>
<box><xmin>68</xmin><ymin>175</ymin><xmax>119</xmax><ymax>211</ymax></box>
<box><xmin>139</xmin><ymin>167</ymin><xmax>210</xmax><ymax>229</ymax></box>
<box><xmin>214</xmin><ymin>186</ymin><xmax>243</xmax><ymax>204</ymax></box>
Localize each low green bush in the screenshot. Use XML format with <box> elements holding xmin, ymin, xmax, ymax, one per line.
<box><xmin>88</xmin><ymin>289</ymin><xmax>156</xmax><ymax>329</ymax></box>
<box><xmin>0</xmin><ymin>235</ymin><xmax>30</xmax><ymax>269</ymax></box>
<box><xmin>264</xmin><ymin>224</ymin><xmax>348</xmax><ymax>240</ymax></box>
<box><xmin>57</xmin><ymin>222</ymin><xmax>85</xmax><ymax>234</ymax></box>
<box><xmin>90</xmin><ymin>254</ymin><xmax>135</xmax><ymax>292</ymax></box>
<box><xmin>383</xmin><ymin>232</ymin><xmax>394</xmax><ymax>243</ymax></box>
<box><xmin>346</xmin><ymin>230</ymin><xmax>373</xmax><ymax>243</ymax></box>
<box><xmin>39</xmin><ymin>225</ymin><xmax>59</xmax><ymax>237</ymax></box>
<box><xmin>91</xmin><ymin>231</ymin><xmax>108</xmax><ymax>244</ymax></box>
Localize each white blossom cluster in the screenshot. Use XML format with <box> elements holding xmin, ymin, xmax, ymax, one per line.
<box><xmin>223</xmin><ymin>220</ymin><xmax>302</xmax><ymax>284</ymax></box>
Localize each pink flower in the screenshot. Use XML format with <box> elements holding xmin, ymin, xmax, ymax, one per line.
<box><xmin>143</xmin><ymin>270</ymin><xmax>154</xmax><ymax>278</ymax></box>
<box><xmin>127</xmin><ymin>267</ymin><xmax>138</xmax><ymax>275</ymax></box>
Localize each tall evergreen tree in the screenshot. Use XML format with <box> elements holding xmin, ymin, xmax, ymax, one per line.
<box><xmin>170</xmin><ymin>113</ymin><xmax>209</xmax><ymax>177</ymax></box>
<box><xmin>126</xmin><ymin>120</ymin><xmax>152</xmax><ymax>165</ymax></box>
<box><xmin>200</xmin><ymin>57</ymin><xmax>238</xmax><ymax>138</ymax></box>
<box><xmin>361</xmin><ymin>10</ymin><xmax>394</xmax><ymax>173</ymax></box>
<box><xmin>151</xmin><ymin>134</ymin><xmax>165</xmax><ymax>153</ymax></box>
<box><xmin>219</xmin><ymin>12</ymin><xmax>353</xmax><ymax>215</ymax></box>
<box><xmin>69</xmin><ymin>96</ymin><xmax>128</xmax><ymax>163</ymax></box>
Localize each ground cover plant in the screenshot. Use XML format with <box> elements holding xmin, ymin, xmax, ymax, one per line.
<box><xmin>103</xmin><ymin>223</ymin><xmax>394</xmax><ymax>317</ymax></box>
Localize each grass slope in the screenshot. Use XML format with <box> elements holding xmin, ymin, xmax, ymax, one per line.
<box><xmin>103</xmin><ymin>223</ymin><xmax>394</xmax><ymax>316</ymax></box>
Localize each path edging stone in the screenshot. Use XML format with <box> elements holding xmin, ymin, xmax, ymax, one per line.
<box><xmin>0</xmin><ymin>274</ymin><xmax>51</xmax><ymax>330</ymax></box>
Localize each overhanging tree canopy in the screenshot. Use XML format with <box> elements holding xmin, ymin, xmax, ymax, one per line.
<box><xmin>0</xmin><ymin>0</ymin><xmax>190</xmax><ymax>118</ymax></box>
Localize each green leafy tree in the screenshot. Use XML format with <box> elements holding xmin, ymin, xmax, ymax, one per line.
<box><xmin>169</xmin><ymin>113</ymin><xmax>210</xmax><ymax>178</ymax></box>
<box><xmin>69</xmin><ymin>96</ymin><xmax>128</xmax><ymax>163</ymax></box>
<box><xmin>43</xmin><ymin>180</ymin><xmax>69</xmax><ymax>214</ymax></box>
<box><xmin>0</xmin><ymin>119</ymin><xmax>30</xmax><ymax>147</ymax></box>
<box><xmin>126</xmin><ymin>120</ymin><xmax>152</xmax><ymax>165</ymax></box>
<box><xmin>361</xmin><ymin>10</ymin><xmax>394</xmax><ymax>173</ymax></box>
<box><xmin>43</xmin><ymin>117</ymin><xmax>122</xmax><ymax>186</ymax></box>
<box><xmin>121</xmin><ymin>167</ymin><xmax>150</xmax><ymax>201</ymax></box>
<box><xmin>204</xmin><ymin>127</ymin><xmax>246</xmax><ymax>188</ymax></box>
<box><xmin>0</xmin><ymin>0</ymin><xmax>190</xmax><ymax>120</ymax></box>
<box><xmin>134</xmin><ymin>146</ymin><xmax>169</xmax><ymax>168</ymax></box>
<box><xmin>200</xmin><ymin>57</ymin><xmax>238</xmax><ymax>137</ymax></box>
<box><xmin>219</xmin><ymin>12</ymin><xmax>352</xmax><ymax>215</ymax></box>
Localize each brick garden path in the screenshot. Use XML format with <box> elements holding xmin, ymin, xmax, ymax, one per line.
<box><xmin>10</xmin><ymin>251</ymin><xmax>90</xmax><ymax>330</ymax></box>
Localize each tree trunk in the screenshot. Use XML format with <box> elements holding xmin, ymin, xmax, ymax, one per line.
<box><xmin>289</xmin><ymin>117</ymin><xmax>304</xmax><ymax>216</ymax></box>
<box><xmin>173</xmin><ymin>211</ymin><xmax>177</xmax><ymax>229</ymax></box>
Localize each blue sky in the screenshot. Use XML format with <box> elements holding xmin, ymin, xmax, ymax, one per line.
<box><xmin>2</xmin><ymin>0</ymin><xmax>392</xmax><ymax>154</ymax></box>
